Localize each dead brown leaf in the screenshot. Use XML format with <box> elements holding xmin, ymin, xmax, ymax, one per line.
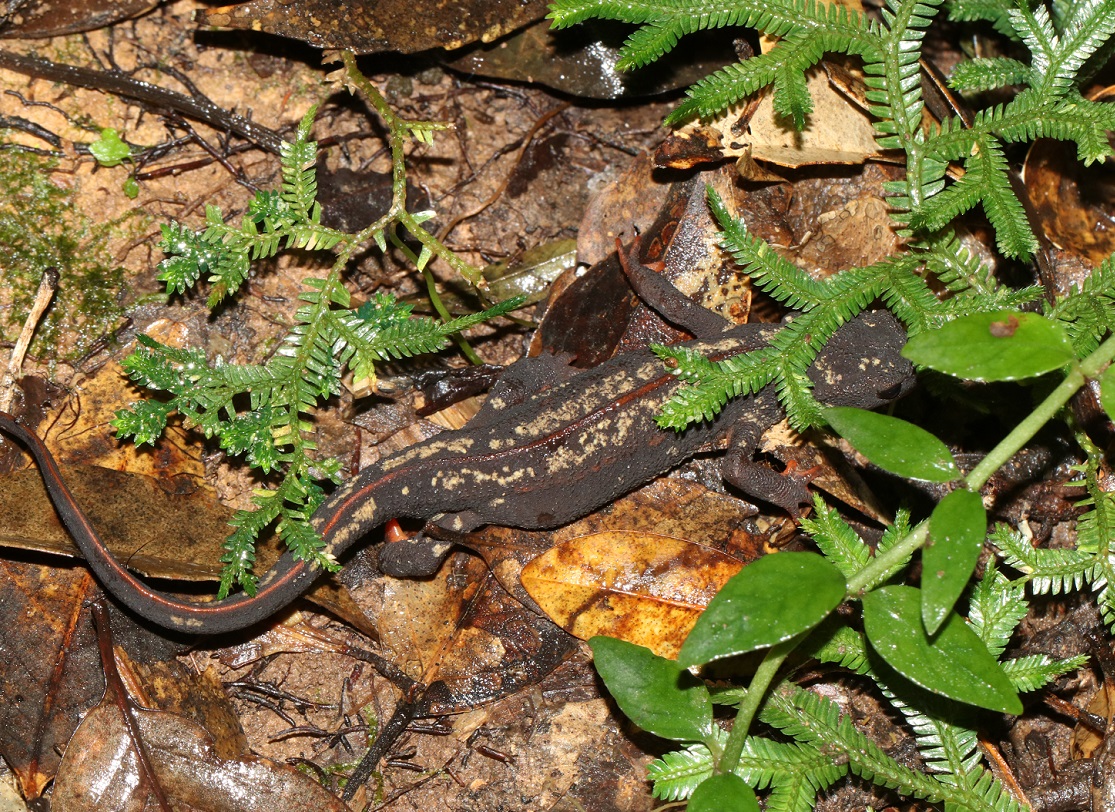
<box><xmin>661</xmin><ymin>63</ymin><xmax>881</xmax><ymax>171</ymax></box>
<box><xmin>0</xmin><ymin>562</ymin><xmax>101</xmax><ymax>798</ymax></box>
<box><xmin>199</xmin><ymin>0</ymin><xmax>548</xmax><ymax>54</ymax></box>
<box><xmin>521</xmin><ymin>531</ymin><xmax>744</xmax><ymax>659</ymax></box>
<box><xmin>1023</xmin><ymin>137</ymin><xmax>1115</xmax><ymax>294</ymax></box>
<box><xmin>0</xmin><ymin>465</ymin><xmax>243</xmax><ymax>579</ymax></box>
<box><xmin>0</xmin><ymin>0</ymin><xmax>156</xmax><ymax>38</ymax></box>
<box><xmin>759</xmin><ymin>421</ymin><xmax>895</xmax><ymax>523</ymax></box>
<box><xmin>51</xmin><ymin>700</ymin><xmax>349</xmax><ymax>811</ymax></box>
<box><xmin>445</xmin><ymin>19</ymin><xmax>736</xmax><ymax>99</ymax></box>
<box><xmin>369</xmin><ymin>555</ymin><xmax>575</xmax><ymax>714</ymax></box>
<box><xmin>0</xmin><ymin>463</ymin><xmax>378</xmax><ymax>635</ymax></box>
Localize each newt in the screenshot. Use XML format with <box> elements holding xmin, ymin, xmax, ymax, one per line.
<box><xmin>0</xmin><ymin>308</ymin><xmax>913</xmax><ymax>634</ymax></box>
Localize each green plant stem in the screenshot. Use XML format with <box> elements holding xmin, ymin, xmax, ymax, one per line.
<box><xmin>723</xmin><ymin>330</ymin><xmax>1115</xmax><ymax>768</ymax></box>
<box><xmin>718</xmin><ymin>632</ymin><xmax>806</xmax><ymax>775</ymax></box>
<box><xmin>422</xmin><ymin>264</ymin><xmax>483</xmax><ymax>366</ymax></box>
<box><xmin>846</xmin><ymin>331</ymin><xmax>1115</xmax><ymax>597</ymax></box>
<box><xmin>339</xmin><ymin>51</ymin><xmax>484</xmax><ymax>289</ymax></box>
<box><xmin>966</xmin><ymin>332</ymin><xmax>1115</xmax><ymax>489</ymax></box>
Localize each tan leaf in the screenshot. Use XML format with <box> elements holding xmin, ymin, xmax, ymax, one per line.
<box><xmin>521</xmin><ymin>532</ymin><xmax>744</xmax><ymax>660</ymax></box>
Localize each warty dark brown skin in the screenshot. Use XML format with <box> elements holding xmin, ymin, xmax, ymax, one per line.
<box><xmin>0</xmin><ymin>310</ymin><xmax>913</xmax><ymax>634</ymax></box>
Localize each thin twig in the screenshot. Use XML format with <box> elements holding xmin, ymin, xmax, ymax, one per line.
<box><xmin>0</xmin><ymin>266</ymin><xmax>58</xmax><ymax>413</ymax></box>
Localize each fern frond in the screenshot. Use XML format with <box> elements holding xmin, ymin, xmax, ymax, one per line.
<box><xmin>949</xmin><ymin>57</ymin><xmax>1032</xmax><ymax>91</ymax></box>
<box><xmin>762</xmin><ymin>685</ymin><xmax>946</xmax><ymax>801</ymax></box>
<box><xmin>1049</xmin><ymin>251</ymin><xmax>1115</xmax><ymax>354</ymax></box>
<box><xmin>999</xmin><ymin>94</ymin><xmax>1115</xmax><ymax>164</ymax></box>
<box><xmin>156</xmin><ymin>220</ymin><xmax>222</xmax><ymax>295</ymax></box>
<box><xmin>863</xmin><ymin>0</ymin><xmax>943</xmax><ymax>153</ymax></box>
<box><xmin>668</xmin><ymin>44</ymin><xmax>798</xmax><ymax>124</ymax></box>
<box><xmin>112</xmin><ymin>398</ymin><xmax>174</xmax><ymax>447</ymax></box>
<box><xmin>738</xmin><ymin>737</ymin><xmax>849</xmax><ymax>794</ymax></box>
<box><xmin>757</xmin><ymin>746</ymin><xmax>846</xmax><ymax>812</ymax></box>
<box><xmin>772</xmin><ymin>37</ymin><xmax>824</xmax><ymax>128</ymax></box>
<box><xmin>647</xmin><ymin>730</ymin><xmax>846</xmax><ymax>807</ymax></box>
<box><xmin>551</xmin><ymin>0</ymin><xmax>876</xmax><ymax>76</ymax></box>
<box><xmin>883</xmin><ymin>684</ymin><xmax>981</xmax><ymax>778</ymax></box>
<box><xmin>280</xmin><ymin>106</ymin><xmax>320</xmax><ymax>218</ymax></box>
<box><xmin>877</xmin><ymin>508</ymin><xmax>913</xmax><ymax>554</ymax></box>
<box><xmin>989</xmin><ymin>524</ymin><xmax>1098</xmax><ymax>594</ymax></box>
<box><xmin>875</xmin><ymin>255</ymin><xmax>953</xmax><ymax>335</ymax></box>
<box><xmin>1010</xmin><ymin>0</ymin><xmax>1115</xmax><ymax>96</ymax></box>
<box><xmin>220</xmin><ymin>496</ymin><xmax>283</xmax><ymax>596</ymax></box>
<box><xmin>800</xmin><ymin>495</ymin><xmax>872</xmax><ymax>578</ymax></box>
<box><xmin>654</xmin><ymin>347</ymin><xmax>779</xmax><ymax>429</ymax></box>
<box><xmin>917</xmin><ymin>138</ymin><xmax>1037</xmax><ymax>259</ymax></box>
<box><xmin>954</xmin><ymin>767</ymin><xmax>1029</xmax><ymax>812</ymax></box>
<box><xmin>648</xmin><ymin>740</ymin><xmax>718</xmax><ymax>801</ymax></box>
<box><xmin>805</xmin><ymin>622</ymin><xmax>872</xmax><ymax>674</ymax></box>
<box><xmin>919</xmin><ymin>230</ymin><xmax>999</xmax><ymax>297</ymax></box>
<box><xmin>967</xmin><ymin>568</ymin><xmax>1027</xmax><ymax>658</ymax></box>
<box><xmin>1002</xmin><ymin>653</ymin><xmax>1088</xmax><ymax>692</ymax></box>
<box><xmin>945</xmin><ymin>0</ymin><xmax>1015</xmax><ymax>35</ymax></box>
<box><xmin>1006</xmin><ymin>3</ymin><xmax>1059</xmax><ymax>89</ymax></box>
<box><xmin>710</xmin><ymin>189</ymin><xmax>828</xmax><ymax>308</ymax></box>
<box><xmin>663</xmin><ymin>192</ymin><xmax>934</xmax><ymax>429</ymax></box>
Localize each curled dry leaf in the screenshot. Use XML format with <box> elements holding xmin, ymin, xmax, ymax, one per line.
<box><xmin>521</xmin><ymin>531</ymin><xmax>744</xmax><ymax>660</ymax></box>
<box><xmin>659</xmin><ymin>64</ymin><xmax>881</xmax><ymax>172</ymax></box>
<box><xmin>51</xmin><ymin>702</ymin><xmax>349</xmax><ymax>812</ymax></box>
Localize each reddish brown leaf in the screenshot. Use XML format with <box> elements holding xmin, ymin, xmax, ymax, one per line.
<box><xmin>1023</xmin><ymin>138</ymin><xmax>1115</xmax><ymax>290</ymax></box>
<box><xmin>0</xmin><ymin>562</ymin><xmax>101</xmax><ymax>798</ymax></box>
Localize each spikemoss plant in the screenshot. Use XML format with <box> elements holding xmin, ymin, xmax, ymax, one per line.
<box><xmin>112</xmin><ymin>55</ymin><xmax>523</xmax><ymax>596</ymax></box>
<box><xmin>100</xmin><ymin>1</ymin><xmax>1115</xmax><ymax>803</ymax></box>
<box><xmin>548</xmin><ymin>0</ymin><xmax>1115</xmax><ymax>809</ymax></box>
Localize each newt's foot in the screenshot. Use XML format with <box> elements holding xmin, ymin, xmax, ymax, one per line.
<box><xmin>379</xmin><ymin>536</ymin><xmax>455</xmax><ymax>577</ymax></box>
<box><xmin>722</xmin><ymin>455</ymin><xmax>822</xmax><ymax>518</ymax></box>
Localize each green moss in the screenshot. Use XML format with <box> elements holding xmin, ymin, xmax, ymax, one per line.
<box><xmin>0</xmin><ymin>149</ymin><xmax>128</xmax><ymax>359</ymax></box>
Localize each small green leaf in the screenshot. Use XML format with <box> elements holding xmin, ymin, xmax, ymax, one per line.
<box><xmin>89</xmin><ymin>128</ymin><xmax>132</xmax><ymax>168</ymax></box>
<box><xmin>688</xmin><ymin>774</ymin><xmax>759</xmax><ymax>812</ymax></box>
<box><xmin>122</xmin><ymin>176</ymin><xmax>140</xmax><ymax>199</ymax></box>
<box><xmin>589</xmin><ymin>637</ymin><xmax>713</xmax><ymax>743</ymax></box>
<box><xmin>416</xmin><ymin>244</ymin><xmax>433</xmax><ymax>271</ymax></box>
<box><xmin>825</xmin><ymin>407</ymin><xmax>959</xmax><ymax>482</ymax></box>
<box><xmin>863</xmin><ymin>586</ymin><xmax>1022</xmax><ymax>714</ymax></box>
<box><xmin>923</xmin><ymin>488</ymin><xmax>987</xmax><ymax>634</ymax></box>
<box><xmin>1100</xmin><ymin>365</ymin><xmax>1115</xmax><ymax>423</ymax></box>
<box><xmin>678</xmin><ymin>552</ymin><xmax>845</xmax><ymax>667</ymax></box>
<box><xmin>902</xmin><ymin>311</ymin><xmax>1075</xmax><ymax>381</ymax></box>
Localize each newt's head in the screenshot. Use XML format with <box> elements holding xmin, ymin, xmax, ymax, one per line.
<box><xmin>809</xmin><ymin>311</ymin><xmax>916</xmax><ymax>409</ymax></box>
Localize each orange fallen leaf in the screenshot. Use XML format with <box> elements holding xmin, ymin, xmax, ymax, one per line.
<box><xmin>521</xmin><ymin>532</ymin><xmax>744</xmax><ymax>660</ymax></box>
